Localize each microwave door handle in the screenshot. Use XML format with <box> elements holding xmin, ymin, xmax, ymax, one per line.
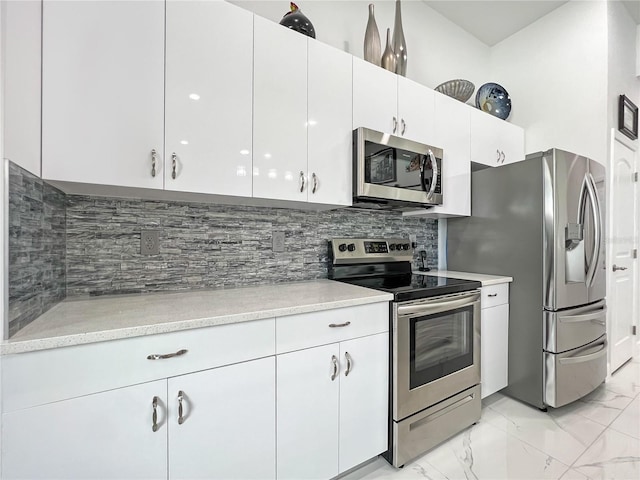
<box><xmin>427</xmin><ymin>150</ymin><xmax>438</xmax><ymax>197</ymax></box>
<box><xmin>585</xmin><ymin>173</ymin><xmax>602</xmax><ymax>288</ymax></box>
<box><xmin>420</xmin><ymin>155</ymin><xmax>428</xmax><ymax>192</ymax></box>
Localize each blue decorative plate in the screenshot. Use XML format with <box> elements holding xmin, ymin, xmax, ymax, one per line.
<box><xmin>475</xmin><ymin>83</ymin><xmax>511</xmax><ymax>120</ymax></box>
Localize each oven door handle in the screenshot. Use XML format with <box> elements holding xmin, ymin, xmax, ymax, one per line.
<box><xmin>397</xmin><ymin>292</ymin><xmax>480</xmax><ymax>316</ymax></box>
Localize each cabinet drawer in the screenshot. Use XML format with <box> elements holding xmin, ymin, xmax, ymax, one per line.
<box><xmin>276</xmin><ymin>303</ymin><xmax>389</xmax><ymax>354</ymax></box>
<box><xmin>2</xmin><ymin>319</ymin><xmax>275</xmax><ymax>412</ymax></box>
<box><xmin>481</xmin><ymin>283</ymin><xmax>509</xmax><ymax>309</ymax></box>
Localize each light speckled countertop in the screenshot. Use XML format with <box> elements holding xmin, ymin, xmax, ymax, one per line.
<box><xmin>3</xmin><ymin>280</ymin><xmax>392</xmax><ymax>355</ymax></box>
<box><xmin>414</xmin><ymin>270</ymin><xmax>513</xmax><ymax>286</ymax></box>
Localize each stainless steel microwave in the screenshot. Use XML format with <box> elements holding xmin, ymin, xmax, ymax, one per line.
<box><xmin>352</xmin><ymin>127</ymin><xmax>443</xmax><ymax>210</ymax></box>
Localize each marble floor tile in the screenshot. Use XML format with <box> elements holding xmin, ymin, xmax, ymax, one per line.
<box><xmin>605</xmin><ymin>361</ymin><xmax>640</xmax><ymax>398</ymax></box>
<box><xmin>558</xmin><ymin>468</ymin><xmax>592</xmax><ymax>480</ymax></box>
<box><xmin>609</xmin><ymin>394</ymin><xmax>640</xmax><ymax>440</ymax></box>
<box><xmin>549</xmin><ymin>385</ymin><xmax>634</xmax><ymax>427</ymax></box>
<box><xmin>572</xmin><ymin>428</ymin><xmax>640</xmax><ymax>480</ymax></box>
<box><xmin>484</xmin><ymin>394</ymin><xmax>607</xmax><ymax>465</ymax></box>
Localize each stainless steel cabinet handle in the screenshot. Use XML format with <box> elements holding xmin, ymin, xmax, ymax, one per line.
<box><xmin>331</xmin><ymin>355</ymin><xmax>339</xmax><ymax>381</ymax></box>
<box><xmin>177</xmin><ymin>390</ymin><xmax>185</xmax><ymax>425</ymax></box>
<box><xmin>612</xmin><ymin>264</ymin><xmax>628</xmax><ymax>271</ymax></box>
<box><xmin>392</xmin><ymin>116</ymin><xmax>398</xmax><ymax>133</ymax></box>
<box><xmin>151</xmin><ymin>149</ymin><xmax>158</xmax><ymax>177</ymax></box>
<box><xmin>147</xmin><ymin>349</ymin><xmax>188</xmax><ymax>360</ymax></box>
<box><xmin>152</xmin><ymin>396</ymin><xmax>159</xmax><ymax>432</ymax></box>
<box><xmin>299</xmin><ymin>171</ymin><xmax>306</xmax><ymax>192</ymax></box>
<box><xmin>401</xmin><ymin>118</ymin><xmax>406</xmax><ymax>135</ymax></box>
<box><xmin>329</xmin><ymin>321</ymin><xmax>351</xmax><ymax>328</ymax></box>
<box><xmin>344</xmin><ymin>352</ymin><xmax>353</xmax><ymax>376</ymax></box>
<box><xmin>487</xmin><ymin>293</ymin><xmax>498</xmax><ymax>297</ymax></box>
<box><xmin>312</xmin><ymin>172</ymin><xmax>318</xmax><ymax>194</ymax></box>
<box><xmin>500</xmin><ymin>151</ymin><xmax>506</xmax><ymax>163</ymax></box>
<box><xmin>496</xmin><ymin>149</ymin><xmax>501</xmax><ymax>163</ymax></box>
<box><xmin>171</xmin><ymin>152</ymin><xmax>177</xmax><ymax>180</ymax></box>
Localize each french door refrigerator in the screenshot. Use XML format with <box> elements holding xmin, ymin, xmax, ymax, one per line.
<box><xmin>447</xmin><ymin>149</ymin><xmax>607</xmax><ymax>409</ymax></box>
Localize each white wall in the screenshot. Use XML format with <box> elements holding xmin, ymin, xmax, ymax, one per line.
<box><xmin>490</xmin><ymin>0</ymin><xmax>609</xmax><ymax>164</ymax></box>
<box><xmin>229</xmin><ymin>0</ymin><xmax>492</xmax><ymax>94</ymax></box>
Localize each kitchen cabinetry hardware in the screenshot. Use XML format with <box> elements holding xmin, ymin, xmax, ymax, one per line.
<box><xmin>329</xmin><ymin>321</ymin><xmax>351</xmax><ymax>328</ymax></box>
<box><xmin>496</xmin><ymin>149</ymin><xmax>501</xmax><ymax>163</ymax></box>
<box><xmin>401</xmin><ymin>118</ymin><xmax>406</xmax><ymax>135</ymax></box>
<box><xmin>146</xmin><ymin>349</ymin><xmax>188</xmax><ymax>360</ymax></box>
<box><xmin>171</xmin><ymin>152</ymin><xmax>177</xmax><ymax>179</ymax></box>
<box><xmin>500</xmin><ymin>150</ymin><xmax>505</xmax><ymax>163</ymax></box>
<box><xmin>152</xmin><ymin>396</ymin><xmax>159</xmax><ymax>432</ymax></box>
<box><xmin>344</xmin><ymin>352</ymin><xmax>352</xmax><ymax>376</ymax></box>
<box><xmin>312</xmin><ymin>172</ymin><xmax>318</xmax><ymax>193</ymax></box>
<box><xmin>487</xmin><ymin>293</ymin><xmax>498</xmax><ymax>297</ymax></box>
<box><xmin>151</xmin><ymin>149</ymin><xmax>158</xmax><ymax>177</ymax></box>
<box><xmin>392</xmin><ymin>116</ymin><xmax>398</xmax><ymax>133</ymax></box>
<box><xmin>299</xmin><ymin>171</ymin><xmax>306</xmax><ymax>192</ymax></box>
<box><xmin>177</xmin><ymin>390</ymin><xmax>185</xmax><ymax>424</ymax></box>
<box><xmin>331</xmin><ymin>355</ymin><xmax>339</xmax><ymax>381</ymax></box>
<box><xmin>612</xmin><ymin>264</ymin><xmax>628</xmax><ymax>271</ymax></box>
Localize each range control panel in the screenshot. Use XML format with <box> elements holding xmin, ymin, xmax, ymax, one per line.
<box><xmin>330</xmin><ymin>238</ymin><xmax>414</xmax><ymax>264</ymax></box>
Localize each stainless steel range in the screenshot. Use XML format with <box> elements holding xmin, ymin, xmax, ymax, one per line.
<box><xmin>328</xmin><ymin>238</ymin><xmax>482</xmax><ymax>467</ymax></box>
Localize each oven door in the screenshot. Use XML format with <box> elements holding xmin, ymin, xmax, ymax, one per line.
<box><xmin>392</xmin><ymin>290</ymin><xmax>481</xmax><ymax>421</ymax></box>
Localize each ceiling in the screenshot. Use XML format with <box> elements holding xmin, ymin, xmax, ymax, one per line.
<box><xmin>423</xmin><ymin>1</ymin><xmax>569</xmax><ymax>46</ymax></box>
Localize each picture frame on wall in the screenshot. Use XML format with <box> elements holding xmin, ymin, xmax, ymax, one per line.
<box><xmin>619</xmin><ymin>94</ymin><xmax>638</xmax><ymax>140</ymax></box>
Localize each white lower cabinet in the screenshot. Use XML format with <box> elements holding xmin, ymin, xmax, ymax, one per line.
<box><xmin>480</xmin><ymin>284</ymin><xmax>510</xmax><ymax>399</ymax></box>
<box><xmin>2</xmin><ymin>380</ymin><xmax>168</xmax><ymax>480</ymax></box>
<box><xmin>277</xmin><ymin>333</ymin><xmax>389</xmax><ymax>479</ymax></box>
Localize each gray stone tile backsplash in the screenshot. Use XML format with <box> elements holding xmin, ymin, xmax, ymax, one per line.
<box><xmin>9</xmin><ymin>159</ymin><xmax>438</xmax><ymax>335</ymax></box>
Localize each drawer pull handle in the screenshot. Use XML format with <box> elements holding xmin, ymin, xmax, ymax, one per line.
<box><xmin>151</xmin><ymin>149</ymin><xmax>158</xmax><ymax>177</ymax></box>
<box><xmin>152</xmin><ymin>396</ymin><xmax>160</xmax><ymax>432</ymax></box>
<box><xmin>329</xmin><ymin>321</ymin><xmax>351</xmax><ymax>328</ymax></box>
<box><xmin>487</xmin><ymin>293</ymin><xmax>498</xmax><ymax>297</ymax></box>
<box><xmin>345</xmin><ymin>352</ymin><xmax>353</xmax><ymax>376</ymax></box>
<box><xmin>177</xmin><ymin>390</ymin><xmax>186</xmax><ymax>425</ymax></box>
<box><xmin>147</xmin><ymin>349</ymin><xmax>188</xmax><ymax>360</ymax></box>
<box><xmin>331</xmin><ymin>355</ymin><xmax>339</xmax><ymax>381</ymax></box>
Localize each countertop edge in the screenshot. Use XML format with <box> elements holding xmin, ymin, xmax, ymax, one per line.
<box><xmin>1</xmin><ymin>292</ymin><xmax>393</xmax><ymax>356</ymax></box>
<box><xmin>413</xmin><ymin>270</ymin><xmax>513</xmax><ymax>287</ymax></box>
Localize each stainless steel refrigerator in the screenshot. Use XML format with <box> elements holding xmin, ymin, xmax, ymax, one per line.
<box><xmin>448</xmin><ymin>149</ymin><xmax>607</xmax><ymax>409</ymax></box>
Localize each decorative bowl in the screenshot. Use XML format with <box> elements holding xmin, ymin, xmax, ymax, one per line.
<box><xmin>434</xmin><ymin>79</ymin><xmax>475</xmax><ymax>103</ymax></box>
<box><xmin>475</xmin><ymin>82</ymin><xmax>511</xmax><ymax>120</ymax></box>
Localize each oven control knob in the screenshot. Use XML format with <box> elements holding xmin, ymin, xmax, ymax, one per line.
<box><xmin>403</xmin><ymin>243</ymin><xmax>411</xmax><ymax>250</ymax></box>
<box><xmin>389</xmin><ymin>244</ymin><xmax>396</xmax><ymax>251</ymax></box>
<box><xmin>395</xmin><ymin>243</ymin><xmax>403</xmax><ymax>251</ymax></box>
<box><xmin>347</xmin><ymin>243</ymin><xmax>356</xmax><ymax>252</ymax></box>
<box><xmin>338</xmin><ymin>243</ymin><xmax>347</xmax><ymax>252</ymax></box>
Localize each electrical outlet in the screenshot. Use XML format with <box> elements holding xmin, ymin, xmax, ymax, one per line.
<box><xmin>272</xmin><ymin>231</ymin><xmax>285</xmax><ymax>252</ymax></box>
<box><xmin>409</xmin><ymin>234</ymin><xmax>417</xmax><ymax>244</ymax></box>
<box><xmin>141</xmin><ymin>230</ymin><xmax>160</xmax><ymax>255</ymax></box>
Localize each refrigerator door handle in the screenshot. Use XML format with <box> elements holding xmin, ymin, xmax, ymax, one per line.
<box><xmin>585</xmin><ymin>173</ymin><xmax>602</xmax><ymax>288</ymax></box>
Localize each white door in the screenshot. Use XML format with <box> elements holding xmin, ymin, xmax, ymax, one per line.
<box><xmin>397</xmin><ymin>76</ymin><xmax>436</xmax><ymax>144</ymax></box>
<box><xmin>2</xmin><ymin>380</ymin><xmax>167</xmax><ymax>479</ymax></box>
<box><xmin>165</xmin><ymin>0</ymin><xmax>253</xmax><ymax>197</ymax></box>
<box><xmin>41</xmin><ymin>0</ymin><xmax>164</xmax><ymax>189</ymax></box>
<box><xmin>277</xmin><ymin>344</ymin><xmax>340</xmax><ymax>480</ymax></box>
<box><xmin>253</xmin><ymin>16</ymin><xmax>308</xmax><ymax>202</ymax></box>
<box><xmin>609</xmin><ymin>130</ymin><xmax>637</xmax><ymax>372</ymax></box>
<box><xmin>168</xmin><ymin>357</ymin><xmax>276</xmax><ymax>480</ymax></box>
<box><xmin>307</xmin><ymin>39</ymin><xmax>352</xmax><ymax>206</ymax></box>
<box><xmin>338</xmin><ymin>333</ymin><xmax>389</xmax><ymax>473</ymax></box>
<box><xmin>352</xmin><ymin>57</ymin><xmax>398</xmax><ymax>135</ymax></box>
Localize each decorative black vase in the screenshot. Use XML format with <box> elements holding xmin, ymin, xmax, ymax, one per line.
<box><xmin>279</xmin><ymin>2</ymin><xmax>316</xmax><ymax>38</ymax></box>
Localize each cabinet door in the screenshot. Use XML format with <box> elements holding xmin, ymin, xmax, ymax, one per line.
<box><xmin>165</xmin><ymin>0</ymin><xmax>253</xmax><ymax>197</ymax></box>
<box><xmin>168</xmin><ymin>357</ymin><xmax>276</xmax><ymax>480</ymax></box>
<box><xmin>339</xmin><ymin>333</ymin><xmax>389</xmax><ymax>473</ymax></box>
<box><xmin>470</xmin><ymin>109</ymin><xmax>525</xmax><ymax>167</ymax></box>
<box><xmin>41</xmin><ymin>0</ymin><xmax>164</xmax><ymax>189</ymax></box>
<box><xmin>2</xmin><ymin>380</ymin><xmax>167</xmax><ymax>479</ymax></box>
<box><xmin>497</xmin><ymin>120</ymin><xmax>525</xmax><ymax>165</ymax></box>
<box><xmin>397</xmin><ymin>76</ymin><xmax>436</xmax><ymax>145</ymax></box>
<box><xmin>352</xmin><ymin>57</ymin><xmax>398</xmax><ymax>135</ymax></box>
<box><xmin>430</xmin><ymin>92</ymin><xmax>471</xmax><ymax>216</ymax></box>
<box><xmin>481</xmin><ymin>303</ymin><xmax>509</xmax><ymax>399</ymax></box>
<box><xmin>277</xmin><ymin>344</ymin><xmax>340</xmax><ymax>480</ymax></box>
<box><xmin>307</xmin><ymin>39</ymin><xmax>352</xmax><ymax>206</ymax></box>
<box><xmin>253</xmin><ymin>16</ymin><xmax>308</xmax><ymax>201</ymax></box>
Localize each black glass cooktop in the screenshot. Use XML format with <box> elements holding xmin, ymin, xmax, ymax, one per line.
<box><xmin>338</xmin><ymin>274</ymin><xmax>482</xmax><ymax>302</ymax></box>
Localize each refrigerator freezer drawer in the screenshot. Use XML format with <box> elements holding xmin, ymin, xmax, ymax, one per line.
<box><xmin>544</xmin><ymin>336</ymin><xmax>607</xmax><ymax>408</ymax></box>
<box><xmin>544</xmin><ymin>300</ymin><xmax>606</xmax><ymax>353</ymax></box>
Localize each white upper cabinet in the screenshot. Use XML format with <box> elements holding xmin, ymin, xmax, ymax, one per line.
<box><xmin>41</xmin><ymin>0</ymin><xmax>165</xmax><ymax>189</ymax></box>
<box><xmin>307</xmin><ymin>39</ymin><xmax>353</xmax><ymax>206</ymax></box>
<box><xmin>470</xmin><ymin>109</ymin><xmax>525</xmax><ymax>167</ymax></box>
<box><xmin>353</xmin><ymin>57</ymin><xmax>399</xmax><ymax>135</ymax></box>
<box><xmin>253</xmin><ymin>16</ymin><xmax>308</xmax><ymax>202</ymax></box>
<box><xmin>397</xmin><ymin>76</ymin><xmax>436</xmax><ymax>145</ymax></box>
<box><xmin>165</xmin><ymin>0</ymin><xmax>253</xmax><ymax>197</ymax></box>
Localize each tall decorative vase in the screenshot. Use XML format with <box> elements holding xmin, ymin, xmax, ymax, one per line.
<box><xmin>392</xmin><ymin>0</ymin><xmax>407</xmax><ymax>76</ymax></box>
<box><xmin>381</xmin><ymin>28</ymin><xmax>397</xmax><ymax>73</ymax></box>
<box><xmin>363</xmin><ymin>4</ymin><xmax>382</xmax><ymax>66</ymax></box>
